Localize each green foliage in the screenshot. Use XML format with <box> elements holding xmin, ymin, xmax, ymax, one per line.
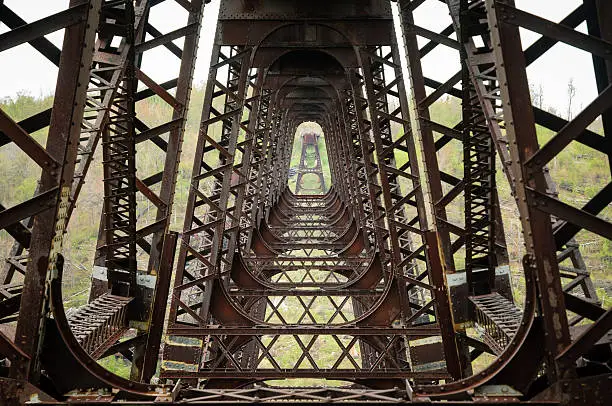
<box><xmin>98</xmin><ymin>356</ymin><xmax>132</xmax><ymax>379</ymax></box>
<box><xmin>2</xmin><ymin>85</ymin><xmax>611</xmax><ymax>386</ymax></box>
<box><xmin>1</xmin><ymin>91</ymin><xmax>54</xmax><ymax>122</ymax></box>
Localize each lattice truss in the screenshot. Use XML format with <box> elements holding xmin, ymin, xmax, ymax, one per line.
<box><xmin>0</xmin><ymin>0</ymin><xmax>610</xmax><ymax>404</ymax></box>
<box><xmin>158</xmin><ymin>4</ymin><xmax>464</xmax><ymax>386</ymax></box>
<box><xmin>0</xmin><ymin>0</ymin><xmax>207</xmax><ymax>385</ymax></box>
<box><xmin>396</xmin><ymin>0</ymin><xmax>609</xmax><ymax>363</ymax></box>
<box><xmin>293</xmin><ymin>133</ymin><xmax>327</xmax><ymax>194</ymax></box>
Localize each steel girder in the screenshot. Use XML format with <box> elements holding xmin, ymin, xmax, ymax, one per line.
<box><xmin>0</xmin><ymin>0</ymin><xmax>207</xmax><ymax>394</ymax></box>
<box><xmin>156</xmin><ymin>1</ymin><xmax>463</xmax><ymax>391</ymax></box>
<box><xmin>293</xmin><ymin>133</ymin><xmax>327</xmax><ymax>194</ymax></box>
<box><xmin>483</xmin><ymin>0</ymin><xmax>610</xmax><ymax>382</ymax></box>
<box><xmin>88</xmin><ymin>0</ymin><xmax>206</xmax><ymax>381</ymax></box>
<box><xmin>0</xmin><ymin>0</ymin><xmax>610</xmax><ymax>404</ymax></box>
<box><xmin>395</xmin><ymin>0</ymin><xmax>612</xmax><ymax>401</ymax></box>
<box><xmin>0</xmin><ymin>0</ymin><xmax>102</xmax><ymax>382</ymax></box>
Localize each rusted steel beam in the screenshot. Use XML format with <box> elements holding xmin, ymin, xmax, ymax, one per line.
<box><xmin>2</xmin><ymin>0</ymin><xmax>608</xmax><ymax>402</ymax></box>
<box><xmin>425</xmin><ymin>231</ymin><xmax>463</xmax><ymax>380</ymax></box>
<box><xmin>67</xmin><ymin>294</ymin><xmax>133</xmax><ymax>358</ymax></box>
<box><xmin>0</xmin><ymin>2</ymin><xmax>89</xmax><ymax>53</ymax></box>
<box><xmin>5</xmin><ymin>0</ymin><xmax>153</xmax><ymax>303</ymax></box>
<box><xmin>0</xmin><ymin>5</ymin><xmax>61</xmax><ymax>65</ymax></box>
<box><xmin>167</xmin><ymin>325</ymin><xmax>441</xmax><ymax>336</ymax></box>
<box><xmin>12</xmin><ymin>0</ymin><xmax>101</xmax><ymax>381</ymax></box>
<box><xmin>0</xmin><ymin>111</ymin><xmax>58</xmax><ymax>170</ymax></box>
<box><xmin>164</xmin><ymin>40</ymin><xmax>254</xmax><ymax>369</ymax></box>
<box><xmin>485</xmin><ymin>0</ymin><xmax>572</xmax><ymax>380</ymax></box>
<box><xmin>0</xmin><ymin>188</ymin><xmax>58</xmax><ymax>231</ymax></box>
<box><xmin>397</xmin><ymin>0</ymin><xmax>509</xmax><ymax>294</ymax></box>
<box><xmin>98</xmin><ymin>0</ymin><xmax>138</xmax><ymax>289</ymax></box>
<box><xmin>140</xmin><ymin>232</ymin><xmax>178</xmax><ymax>382</ymax></box>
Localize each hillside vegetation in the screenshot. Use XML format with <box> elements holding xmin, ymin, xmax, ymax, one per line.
<box><xmin>1</xmin><ymin>86</ymin><xmax>611</xmax><ymax>380</ymax></box>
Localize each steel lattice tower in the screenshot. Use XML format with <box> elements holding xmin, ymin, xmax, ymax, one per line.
<box><xmin>0</xmin><ymin>0</ymin><xmax>610</xmax><ymax>404</ymax></box>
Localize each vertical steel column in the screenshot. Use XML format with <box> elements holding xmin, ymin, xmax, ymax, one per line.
<box><xmin>459</xmin><ymin>0</ymin><xmax>498</xmax><ymax>294</ymax></box>
<box><xmin>343</xmin><ymin>82</ymin><xmax>377</xmax><ymax>250</ymax></box>
<box><xmin>331</xmin><ymin>108</ymin><xmax>354</xmax><ymax>201</ymax></box>
<box><xmin>0</xmin><ymin>1</ymin><xmax>149</xmax><ymax>288</ymax></box>
<box><xmin>99</xmin><ymin>0</ymin><xmax>138</xmax><ymax>293</ymax></box>
<box><xmin>395</xmin><ymin>0</ymin><xmax>456</xmax><ymax>273</ymax></box>
<box><xmin>225</xmin><ymin>70</ymin><xmax>264</xmax><ymax>257</ymax></box>
<box><xmin>244</xmin><ymin>84</ymin><xmax>273</xmax><ymax>250</ymax></box>
<box><xmin>396</xmin><ymin>0</ymin><xmax>510</xmax><ymax>292</ymax></box>
<box><xmin>333</xmin><ymin>103</ymin><xmax>366</xmax><ymax>233</ymax></box>
<box><xmin>319</xmin><ymin>118</ymin><xmax>338</xmax><ymax>196</ymax></box>
<box><xmin>332</xmin><ymin>106</ymin><xmax>358</xmax><ymax>205</ymax></box>
<box><xmin>348</xmin><ymin>69</ymin><xmax>389</xmax><ymax>260</ymax></box>
<box><xmin>359</xmin><ymin>42</ymin><xmax>463</xmax><ymax>377</ymax></box>
<box><xmin>268</xmin><ymin>113</ymin><xmax>292</xmax><ymax>207</ymax></box>
<box><xmin>140</xmin><ymin>231</ymin><xmax>178</xmax><ymax>382</ymax></box>
<box><xmin>360</xmin><ymin>46</ymin><xmax>431</xmax><ymax>274</ymax></box>
<box><xmin>425</xmin><ymin>231</ymin><xmax>464</xmax><ymax>381</ymax></box>
<box><xmin>146</xmin><ymin>0</ymin><xmax>206</xmax><ymax>274</ymax></box>
<box><xmin>257</xmin><ymin>96</ymin><xmax>281</xmax><ymax>226</ymax></box>
<box><xmin>164</xmin><ymin>42</ymin><xmax>253</xmax><ymax>371</ymax></box>
<box><xmin>485</xmin><ymin>0</ymin><xmax>571</xmax><ymax>380</ymax></box>
<box><xmin>279</xmin><ymin>121</ymin><xmax>297</xmax><ymax>197</ymax></box>
<box><xmin>329</xmin><ymin>104</ymin><xmax>364</xmax><ymax>228</ymax></box>
<box><xmin>12</xmin><ymin>0</ymin><xmax>101</xmax><ymax>380</ymax></box>
<box><xmin>350</xmin><ymin>66</ymin><xmax>409</xmax><ymax>371</ymax></box>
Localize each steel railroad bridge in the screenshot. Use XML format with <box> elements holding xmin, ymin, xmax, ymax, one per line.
<box><xmin>0</xmin><ymin>0</ymin><xmax>611</xmax><ymax>404</ymax></box>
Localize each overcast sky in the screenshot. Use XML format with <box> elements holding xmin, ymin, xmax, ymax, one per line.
<box><xmin>0</xmin><ymin>0</ymin><xmax>599</xmax><ymax>117</ymax></box>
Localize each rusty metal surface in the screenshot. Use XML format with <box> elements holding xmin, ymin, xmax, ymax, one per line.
<box><xmin>293</xmin><ymin>133</ymin><xmax>327</xmax><ymax>194</ymax></box>
<box><xmin>9</xmin><ymin>0</ymin><xmax>102</xmax><ymax>382</ymax></box>
<box><xmin>67</xmin><ymin>294</ymin><xmax>133</xmax><ymax>358</ymax></box>
<box><xmin>0</xmin><ymin>0</ymin><xmax>610</xmax><ymax>404</ymax></box>
<box><xmin>470</xmin><ymin>293</ymin><xmax>522</xmax><ymax>355</ymax></box>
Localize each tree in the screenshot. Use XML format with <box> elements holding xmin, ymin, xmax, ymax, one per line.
<box><xmin>529</xmin><ymin>83</ymin><xmax>544</xmax><ymax>109</ymax></box>
<box><xmin>567</xmin><ymin>77</ymin><xmax>576</xmax><ymax>120</ymax></box>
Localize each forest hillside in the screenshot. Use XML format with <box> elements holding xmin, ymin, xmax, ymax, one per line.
<box><xmin>1</xmin><ymin>84</ymin><xmax>611</xmax><ymax>315</ymax></box>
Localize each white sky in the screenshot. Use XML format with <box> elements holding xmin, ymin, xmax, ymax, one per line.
<box><xmin>0</xmin><ymin>0</ymin><xmax>599</xmax><ymax>117</ymax></box>
<box><xmin>0</xmin><ymin>0</ymin><xmax>221</xmax><ymax>97</ymax></box>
